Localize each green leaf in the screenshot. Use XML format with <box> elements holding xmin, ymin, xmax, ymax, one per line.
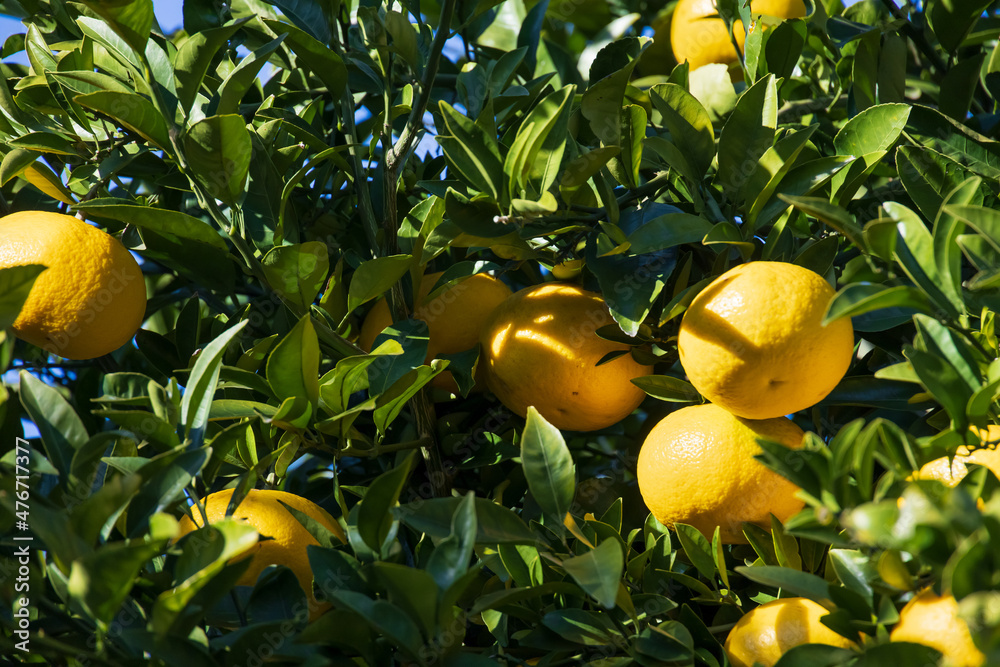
<box><xmin>72</xmin><ymin>199</ymin><xmax>229</xmax><ymax>250</ymax></box>
<box><xmin>626</xmin><ymin>213</ymin><xmax>713</xmax><ymax>254</ymax></box>
<box><xmin>261</xmin><ymin>242</ymin><xmax>330</xmax><ymax>311</ymax></box>
<box><xmin>828</xmin><ymin>549</ymin><xmax>874</xmax><ymax>603</ymax></box>
<box><xmin>372</xmin><ymin>562</ymin><xmax>439</xmax><ymax>639</ymax></box>
<box><xmin>717</xmin><ymin>74</ymin><xmax>777</xmax><ymax>198</ymax></box>
<box><xmin>905</xmin><ymin>106</ymin><xmax>1000</xmax><ymax>181</ymax></box>
<box><xmin>905</xmin><ymin>345</ymin><xmax>973</xmax><ymax>423</ymax></box>
<box><xmin>616</xmin><ymin>104</ymin><xmax>646</xmax><ymax>189</ymax></box>
<box><xmin>19</xmin><ymin>370</ymin><xmax>89</xmax><ymax>479</ymax></box>
<box><xmin>824</xmin><ymin>283</ymin><xmax>934</xmax><ymax>324</ymax></box>
<box><xmin>346</xmin><ymin>255</ymin><xmax>413</xmax><ymax>316</ymax></box>
<box><xmin>896</xmin><ymin>145</ymin><xmax>975</xmax><ymax>225</ymax></box>
<box><xmin>68</xmin><ymin>541</ymin><xmax>162</xmax><ymax>625</ymax></box>
<box><xmin>154</xmin><ymin>520</ymin><xmax>258</xmax><ymax>635</ymax></box>
<box><xmin>505</xmin><ymin>84</ymin><xmax>575</xmax><ymax>199</ymax></box>
<box><xmin>927</xmin><ymin>0</ymin><xmax>993</xmax><ymax>53</ymax></box>
<box><xmin>263</xmin><ymin>0</ymin><xmax>333</xmax><ymax>44</ymax></box>
<box><xmin>394</xmin><ymin>497</ymin><xmax>537</xmax><ymax>545</ymax></box>
<box><xmin>326</xmin><ymin>590</ymin><xmax>424</xmax><ymax>659</ymax></box>
<box><xmin>357</xmin><ymin>451</ymin><xmax>416</xmax><ymax>553</ymax></box>
<box><xmin>773</xmin><ymin>644</ymin><xmax>858</xmax><ymax>667</ymax></box>
<box><xmin>912</xmin><ymin>314</ymin><xmax>980</xmax><ymax>392</ymax></box>
<box><xmin>266</xmin><ymin>315</ymin><xmax>320</xmax><ymax>406</ymax></box>
<box><xmin>649</xmin><ymin>83</ymin><xmax>715</xmax><ymax>179</ymax></box>
<box><xmin>0</xmin><ymin>149</ymin><xmax>43</xmax><ymax>187</ymax></box>
<box><xmin>946</xmin><ymin>204</ymin><xmax>1000</xmax><ymax>256</ymax></box>
<box><xmin>174</xmin><ymin>18</ymin><xmax>251</xmax><ymax>113</ymax></box>
<box><xmin>74</xmin><ymin>91</ymin><xmax>170</xmax><ymax>149</ymax></box>
<box><xmin>79</xmin><ymin>0</ymin><xmax>154</xmax><ymax>53</ymax></box>
<box><xmin>631</xmin><ymin>375</ymin><xmax>701</xmax><ymax>403</ymax></box>
<box><xmin>674</xmin><ymin>523</ymin><xmax>718</xmax><ymax>581</ymax></box>
<box><xmin>734</xmin><ymin>565</ymin><xmax>831</xmax><ymax>601</ymax></box>
<box><xmin>260</xmin><ymin>18</ymin><xmax>347</xmax><ymax>98</ymax></box>
<box><xmin>561</xmin><ymin>540</ymin><xmax>623</xmax><ymax>609</ymax></box>
<box><xmin>853</xmin><ymin>643</ymin><xmax>942</xmax><ymax>666</ymax></box>
<box><xmin>437</xmin><ymin>101</ymin><xmax>505</xmax><ymax>201</ymax></box>
<box><xmin>126</xmin><ymin>448</ymin><xmax>211</xmax><ymax>537</ymax></box>
<box><xmin>373</xmin><ymin>364</ymin><xmax>442</xmax><ymax>434</ymax></box>
<box><xmin>833</xmin><ymin>103</ymin><xmax>911</xmax><ymax>156</ymax></box>
<box><xmin>521</xmin><ymin>406</ymin><xmax>576</xmax><ymax>521</ymax></box>
<box><xmin>179</xmin><ymin>320</ymin><xmax>248</xmax><ymax>448</ymax></box>
<box><xmin>542</xmin><ymin>608</ymin><xmax>616</xmax><ymax>645</ymax></box>
<box><xmin>887</xmin><ymin>202</ymin><xmax>964</xmax><ymax>318</ymax></box>
<box><xmin>0</xmin><ymin>265</ymin><xmax>45</xmax><ymax>331</ymax></box>
<box><xmin>183</xmin><ymin>114</ymin><xmax>252</xmax><ymax>205</ymax></box>
<box><xmin>425</xmin><ymin>492</ymin><xmax>477</xmax><ymax>592</ymax></box>
<box><xmin>762</xmin><ymin>19</ymin><xmax>807</xmax><ymax>81</ymax></box>
<box><xmin>217</xmin><ymin>36</ymin><xmax>286</xmax><ymax>116</ymax></box>
<box><xmin>745</xmin><ymin>125</ymin><xmax>819</xmax><ymax>227</ymax></box>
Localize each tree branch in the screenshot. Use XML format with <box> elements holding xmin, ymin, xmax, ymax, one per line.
<box><xmin>385</xmin><ymin>0</ymin><xmax>458</xmax><ymax>173</ymax></box>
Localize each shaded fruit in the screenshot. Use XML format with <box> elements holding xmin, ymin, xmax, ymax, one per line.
<box><xmin>176</xmin><ymin>489</ymin><xmax>346</xmax><ymax>621</ymax></box>
<box><xmin>914</xmin><ymin>425</ymin><xmax>1000</xmax><ymax>487</ymax></box>
<box><xmin>358</xmin><ymin>272</ymin><xmax>512</xmax><ymax>393</ymax></box>
<box><xmin>725</xmin><ymin>597</ymin><xmax>857</xmax><ymax>667</ymax></box>
<box><xmin>479</xmin><ymin>283</ymin><xmax>652</xmax><ymax>431</ymax></box>
<box><xmin>637</xmin><ymin>403</ymin><xmax>805</xmax><ymax>543</ymax></box>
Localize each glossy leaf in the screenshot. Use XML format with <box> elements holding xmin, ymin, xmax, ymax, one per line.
<box><xmin>74</xmin><ymin>91</ymin><xmax>170</xmax><ymax>149</ymax></box>
<box><xmin>521</xmin><ymin>406</ymin><xmax>576</xmax><ymax>522</ymax></box>
<box><xmin>179</xmin><ymin>321</ymin><xmax>248</xmax><ymax>448</ymax></box>
<box><xmin>261</xmin><ymin>242</ymin><xmax>330</xmax><ymax>311</ymax></box>
<box><xmin>833</xmin><ymin>103</ymin><xmax>910</xmax><ymax>156</ymax></box>
<box><xmin>183</xmin><ymin>114</ymin><xmax>252</xmax><ymax>205</ymax></box>
<box><xmin>393</xmin><ymin>497</ymin><xmax>538</xmax><ymax>544</ymax></box>
<box><xmin>561</xmin><ymin>539</ymin><xmax>623</xmax><ymax>609</ymax></box>
<box><xmin>357</xmin><ymin>452</ymin><xmax>416</xmax><ymax>553</ymax></box>
<box><xmin>266</xmin><ymin>315</ymin><xmax>320</xmax><ymax>405</ymax></box>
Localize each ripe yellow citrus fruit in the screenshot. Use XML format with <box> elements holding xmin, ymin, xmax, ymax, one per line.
<box><xmin>725</xmin><ymin>597</ymin><xmax>857</xmax><ymax>667</ymax></box>
<box><xmin>914</xmin><ymin>425</ymin><xmax>1000</xmax><ymax>487</ymax></box>
<box><xmin>678</xmin><ymin>262</ymin><xmax>854</xmax><ymax>420</ymax></box>
<box><xmin>479</xmin><ymin>283</ymin><xmax>652</xmax><ymax>431</ymax></box>
<box><xmin>637</xmin><ymin>403</ymin><xmax>805</xmax><ymax>543</ymax></box>
<box><xmin>670</xmin><ymin>0</ymin><xmax>807</xmax><ymax>72</ymax></box>
<box><xmin>0</xmin><ymin>211</ymin><xmax>146</xmax><ymax>359</ymax></box>
<box><xmin>358</xmin><ymin>271</ymin><xmax>512</xmax><ymax>393</ymax></box>
<box><xmin>176</xmin><ymin>489</ymin><xmax>346</xmax><ymax>621</ymax></box>
<box><xmin>890</xmin><ymin>590</ymin><xmax>985</xmax><ymax>666</ymax></box>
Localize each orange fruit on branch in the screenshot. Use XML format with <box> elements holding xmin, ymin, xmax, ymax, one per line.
<box><xmin>637</xmin><ymin>403</ymin><xmax>805</xmax><ymax>543</ymax></box>
<box><xmin>678</xmin><ymin>261</ymin><xmax>854</xmax><ymax>420</ymax></box>
<box><xmin>725</xmin><ymin>597</ymin><xmax>857</xmax><ymax>667</ymax></box>
<box><xmin>358</xmin><ymin>271</ymin><xmax>512</xmax><ymax>393</ymax></box>
<box><xmin>176</xmin><ymin>488</ymin><xmax>347</xmax><ymax>621</ymax></box>
<box><xmin>890</xmin><ymin>589</ymin><xmax>985</xmax><ymax>667</ymax></box>
<box><xmin>0</xmin><ymin>210</ymin><xmax>146</xmax><ymax>359</ymax></box>
<box><xmin>479</xmin><ymin>283</ymin><xmax>652</xmax><ymax>431</ymax></box>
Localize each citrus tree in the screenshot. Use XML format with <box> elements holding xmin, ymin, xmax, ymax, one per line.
<box><xmin>1</xmin><ymin>0</ymin><xmax>1000</xmax><ymax>664</ymax></box>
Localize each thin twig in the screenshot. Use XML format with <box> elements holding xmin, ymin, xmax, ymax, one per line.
<box><xmin>385</xmin><ymin>0</ymin><xmax>457</xmax><ymax>173</ymax></box>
